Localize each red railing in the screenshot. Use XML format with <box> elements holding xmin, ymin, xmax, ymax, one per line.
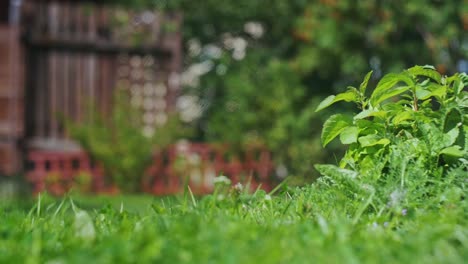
<box><xmin>26</xmin><ymin>143</ymin><xmax>275</xmax><ymax>195</ymax></box>
<box><xmin>26</xmin><ymin>151</ymin><xmax>106</xmax><ymax>195</ymax></box>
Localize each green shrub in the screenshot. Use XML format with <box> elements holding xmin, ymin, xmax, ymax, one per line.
<box><xmin>66</xmin><ymin>90</ymin><xmax>188</xmax><ymax>193</ymax></box>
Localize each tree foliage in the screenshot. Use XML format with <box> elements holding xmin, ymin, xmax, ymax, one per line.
<box><xmin>293</xmin><ymin>0</ymin><xmax>467</xmax><ymax>92</ymax></box>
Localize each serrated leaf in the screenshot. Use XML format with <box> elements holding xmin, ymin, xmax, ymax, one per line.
<box><xmin>321</xmin><ymin>114</ymin><xmax>352</xmax><ymax>147</ymax></box>
<box><xmin>358</xmin><ymin>135</ymin><xmax>390</xmax><ymax>147</ymax></box>
<box><xmin>407</xmin><ymin>65</ymin><xmax>442</xmax><ymax>83</ymax></box>
<box><xmin>340</xmin><ymin>126</ymin><xmax>359</xmax><ymax>144</ymax></box>
<box><xmin>360</xmin><ymin>71</ymin><xmax>373</xmax><ymax>95</ymax></box>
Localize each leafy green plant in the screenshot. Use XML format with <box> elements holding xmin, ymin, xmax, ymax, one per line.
<box><xmin>316</xmin><ymin>66</ymin><xmax>467</xmax><ymax>179</ymax></box>
<box><xmin>66</xmin><ymin>90</ymin><xmax>188</xmax><ymax>193</ymax></box>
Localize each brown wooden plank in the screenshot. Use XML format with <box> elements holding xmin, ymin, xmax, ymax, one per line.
<box><xmin>48</xmin><ymin>52</ymin><xmax>58</xmax><ymax>138</ymax></box>
<box><xmin>0</xmin><ymin>141</ymin><xmax>21</xmax><ymax>175</ymax></box>
<box><xmin>37</xmin><ymin>54</ymin><xmax>47</xmax><ymax>137</ymax></box>
<box><xmin>76</xmin><ymin>54</ymin><xmax>83</xmax><ymax>122</ymax></box>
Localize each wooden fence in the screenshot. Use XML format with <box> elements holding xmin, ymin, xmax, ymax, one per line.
<box><xmin>26</xmin><ymin>143</ymin><xmax>275</xmax><ymax>195</ymax></box>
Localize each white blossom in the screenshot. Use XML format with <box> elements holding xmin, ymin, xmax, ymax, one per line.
<box><xmin>389</xmin><ymin>189</ymin><xmax>406</xmax><ymax>207</ymax></box>
<box><xmin>74</xmin><ymin>210</ymin><xmax>95</xmax><ymax>242</ymax></box>
<box><xmin>244</xmin><ymin>21</ymin><xmax>264</xmax><ymax>39</ymax></box>
<box><xmin>176</xmin><ymin>95</ymin><xmax>203</xmax><ymax>122</ymax></box>
<box><xmin>188</xmin><ymin>38</ymin><xmax>202</xmax><ymax>57</ymax></box>
<box><xmin>181</xmin><ymin>61</ymin><xmax>214</xmax><ymax>87</ymax></box>
<box><xmin>232</xmin><ymin>50</ymin><xmax>246</xmax><ymax>60</ymax></box>
<box><xmin>203</xmin><ymin>44</ymin><xmax>223</xmax><ymax>59</ymax></box>
<box><xmin>213</xmin><ymin>175</ymin><xmax>231</xmax><ymax>186</ymax></box>
<box><xmin>234</xmin><ymin>182</ymin><xmax>244</xmax><ymax>192</ymax></box>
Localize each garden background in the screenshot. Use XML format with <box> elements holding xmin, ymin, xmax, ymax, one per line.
<box><xmin>0</xmin><ymin>0</ymin><xmax>466</xmax><ymax>194</ymax></box>
<box><xmin>0</xmin><ymin>1</ymin><xmax>467</xmax><ymax>263</ymax></box>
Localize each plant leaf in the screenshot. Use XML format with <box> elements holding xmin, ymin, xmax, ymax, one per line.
<box><xmin>444</xmin><ymin>109</ymin><xmax>462</xmax><ymax>133</ymax></box>
<box><xmin>430</xmin><ymin>85</ymin><xmax>447</xmax><ymax>99</ymax></box>
<box><xmin>335</xmin><ymin>90</ymin><xmax>358</xmax><ymax>102</ymax></box>
<box><xmin>392</xmin><ymin>111</ymin><xmax>413</xmax><ymax>125</ymax></box>
<box><xmin>359</xmin><ymin>70</ymin><xmax>373</xmax><ymax>95</ymax></box>
<box><xmin>370</xmin><ymin>73</ymin><xmax>414</xmax><ymax>106</ymax></box>
<box><xmin>315</xmin><ymin>95</ymin><xmax>336</xmax><ymax>112</ymax></box>
<box><xmin>358</xmin><ymin>135</ymin><xmax>390</xmax><ymax>147</ymax></box>
<box><xmin>443</xmin><ymin>126</ymin><xmax>460</xmax><ymax>147</ymax></box>
<box><xmin>407</xmin><ymin>65</ymin><xmax>442</xmax><ymax>83</ymax></box>
<box><xmin>340</xmin><ymin>126</ymin><xmax>359</xmax><ymax>144</ymax></box>
<box><xmin>373</xmin><ymin>86</ymin><xmax>410</xmax><ymax>105</ymax></box>
<box><xmin>315</xmin><ymin>90</ymin><xmax>358</xmax><ymax>112</ymax></box>
<box><xmin>440</xmin><ymin>146</ymin><xmax>465</xmax><ymax>158</ymax></box>
<box><xmin>415</xmin><ymin>86</ymin><xmax>432</xmax><ymax>100</ymax></box>
<box><xmin>321</xmin><ymin>114</ymin><xmax>352</xmax><ymax>147</ymax></box>
<box><xmin>354</xmin><ymin>109</ymin><xmax>387</xmax><ymax>120</ymax></box>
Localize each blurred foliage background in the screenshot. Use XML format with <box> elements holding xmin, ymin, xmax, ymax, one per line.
<box><xmin>105</xmin><ymin>0</ymin><xmax>467</xmax><ymax>181</ymax></box>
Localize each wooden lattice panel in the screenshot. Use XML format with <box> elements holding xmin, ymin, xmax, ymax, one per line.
<box><xmin>116</xmin><ymin>53</ymin><xmax>175</xmax><ymax>136</ymax></box>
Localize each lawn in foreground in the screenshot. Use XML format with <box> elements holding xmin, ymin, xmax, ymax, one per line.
<box><xmin>0</xmin><ymin>181</ymin><xmax>466</xmax><ymax>264</ymax></box>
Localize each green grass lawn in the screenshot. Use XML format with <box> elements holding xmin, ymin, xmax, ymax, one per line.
<box><xmin>1</xmin><ymin>178</ymin><xmax>466</xmax><ymax>264</ymax></box>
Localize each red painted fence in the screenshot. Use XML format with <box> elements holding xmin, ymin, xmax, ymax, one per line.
<box><xmin>26</xmin><ymin>143</ymin><xmax>275</xmax><ymax>195</ymax></box>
